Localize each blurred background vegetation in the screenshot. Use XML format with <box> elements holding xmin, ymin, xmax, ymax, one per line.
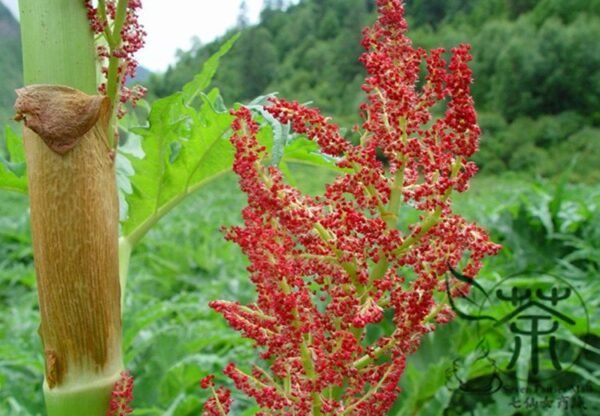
<box><xmin>1</xmin><ymin>0</ymin><xmax>599</xmax><ymax>415</ymax></box>
<box><xmin>0</xmin><ymin>1</ymin><xmax>21</xmax><ymax>131</ymax></box>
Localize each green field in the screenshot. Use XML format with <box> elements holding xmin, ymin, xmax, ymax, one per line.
<box><xmin>1</xmin><ymin>168</ymin><xmax>598</xmax><ymax>415</ymax></box>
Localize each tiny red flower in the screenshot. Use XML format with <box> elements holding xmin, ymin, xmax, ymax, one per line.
<box><xmin>201</xmin><ymin>386</ymin><xmax>232</xmax><ymax>416</ymax></box>
<box><xmin>107</xmin><ymin>371</ymin><xmax>134</xmax><ymax>416</ymax></box>
<box><xmin>200</xmin><ymin>375</ymin><xmax>215</xmax><ymax>389</ymax></box>
<box><xmin>84</xmin><ymin>0</ymin><xmax>147</xmax><ymax>116</ymax></box>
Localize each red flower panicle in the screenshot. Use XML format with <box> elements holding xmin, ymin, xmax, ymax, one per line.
<box><xmin>200</xmin><ymin>375</ymin><xmax>233</xmax><ymax>416</ymax></box>
<box><xmin>107</xmin><ymin>371</ymin><xmax>133</xmax><ymax>416</ymax></box>
<box><xmin>207</xmin><ymin>0</ymin><xmax>500</xmax><ymax>414</ymax></box>
<box><xmin>84</xmin><ymin>0</ymin><xmax>147</xmax><ymax>117</ymax></box>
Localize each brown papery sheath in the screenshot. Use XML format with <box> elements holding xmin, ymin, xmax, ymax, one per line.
<box><xmin>15</xmin><ymin>85</ymin><xmax>122</xmax><ymax>389</ymax></box>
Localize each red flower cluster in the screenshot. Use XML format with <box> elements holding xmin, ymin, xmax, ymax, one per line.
<box><xmin>84</xmin><ymin>0</ymin><xmax>147</xmax><ymax>117</ymax></box>
<box><xmin>200</xmin><ymin>374</ymin><xmax>233</xmax><ymax>416</ymax></box>
<box><xmin>107</xmin><ymin>371</ymin><xmax>134</xmax><ymax>416</ymax></box>
<box><xmin>205</xmin><ymin>0</ymin><xmax>500</xmax><ymax>414</ymax></box>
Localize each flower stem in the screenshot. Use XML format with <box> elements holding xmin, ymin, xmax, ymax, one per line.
<box><xmin>209</xmin><ymin>385</ymin><xmax>227</xmax><ymax>416</ymax></box>
<box><xmin>279</xmin><ymin>279</ymin><xmax>322</xmax><ymax>415</ymax></box>
<box><xmin>106</xmin><ymin>0</ymin><xmax>129</xmax><ymax>85</ymax></box>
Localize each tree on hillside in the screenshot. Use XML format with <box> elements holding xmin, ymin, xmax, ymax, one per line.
<box><xmin>0</xmin><ymin>2</ymin><xmax>22</xmax><ymax>130</ymax></box>
<box><xmin>506</xmin><ymin>0</ymin><xmax>539</xmax><ymax>18</ymax></box>
<box><xmin>238</xmin><ymin>27</ymin><xmax>278</xmax><ymax>99</ymax></box>
<box><xmin>264</xmin><ymin>0</ymin><xmax>287</xmax><ymax>10</ymax></box>
<box><xmin>237</xmin><ymin>0</ymin><xmax>249</xmax><ymax>28</ymax></box>
<box><xmin>405</xmin><ymin>0</ymin><xmax>472</xmax><ymax>27</ymax></box>
<box><xmin>476</xmin><ymin>16</ymin><xmax>600</xmax><ymax>121</ymax></box>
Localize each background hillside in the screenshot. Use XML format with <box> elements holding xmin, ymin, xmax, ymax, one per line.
<box><xmin>0</xmin><ymin>1</ymin><xmax>22</xmax><ymax>131</ymax></box>
<box><xmin>1</xmin><ymin>0</ymin><xmax>599</xmax><ymax>180</ymax></box>
<box><xmin>147</xmin><ymin>0</ymin><xmax>600</xmax><ymax>182</ymax></box>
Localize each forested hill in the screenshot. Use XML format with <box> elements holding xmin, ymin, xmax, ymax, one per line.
<box><xmin>0</xmin><ymin>1</ymin><xmax>22</xmax><ymax>129</ymax></box>
<box><xmin>1</xmin><ymin>1</ymin><xmax>598</xmax><ymax>181</ymax></box>
<box><xmin>147</xmin><ymin>0</ymin><xmax>600</xmax><ymax>182</ymax></box>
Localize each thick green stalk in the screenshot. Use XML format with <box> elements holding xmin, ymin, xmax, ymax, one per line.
<box><xmin>19</xmin><ymin>0</ymin><xmax>97</xmax><ymax>92</ymax></box>
<box><xmin>43</xmin><ymin>373</ymin><xmax>121</xmax><ymax>416</ymax></box>
<box><xmin>18</xmin><ymin>2</ymin><xmax>122</xmax><ymax>415</ymax></box>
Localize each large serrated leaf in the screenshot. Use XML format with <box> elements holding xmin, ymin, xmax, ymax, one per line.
<box><xmin>119</xmin><ymin>36</ymin><xmax>240</xmax><ymax>243</ymax></box>
<box><xmin>182</xmin><ymin>34</ymin><xmax>240</xmax><ymax>106</ymax></box>
<box><xmin>121</xmin><ymin>89</ymin><xmax>234</xmax><ymax>242</ymax></box>
<box><xmin>0</xmin><ymin>126</ymin><xmax>27</xmax><ymax>194</ymax></box>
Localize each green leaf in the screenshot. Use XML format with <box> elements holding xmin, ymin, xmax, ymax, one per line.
<box><xmin>246</xmin><ymin>103</ymin><xmax>344</xmax><ymax>172</ymax></box>
<box><xmin>119</xmin><ymin>35</ymin><xmax>240</xmax><ymax>244</ymax></box>
<box><xmin>120</xmin><ymin>88</ymin><xmax>234</xmax><ymax>244</ymax></box>
<box><xmin>282</xmin><ymin>135</ymin><xmax>345</xmax><ymax>171</ymax></box>
<box><xmin>241</xmin><ymin>405</ymin><xmax>262</xmax><ymax>415</ymax></box>
<box><xmin>0</xmin><ymin>126</ymin><xmax>27</xmax><ymax>194</ymax></box>
<box><xmin>247</xmin><ymin>103</ymin><xmax>291</xmax><ymax>166</ymax></box>
<box><xmin>182</xmin><ymin>34</ymin><xmax>240</xmax><ymax>106</ymax></box>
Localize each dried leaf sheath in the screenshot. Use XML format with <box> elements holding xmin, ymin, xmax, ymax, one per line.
<box><xmin>15</xmin><ymin>85</ymin><xmax>122</xmax><ymax>389</ymax></box>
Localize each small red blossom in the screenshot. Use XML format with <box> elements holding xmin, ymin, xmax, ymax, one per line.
<box><xmin>200</xmin><ymin>373</ymin><xmax>232</xmax><ymax>416</ymax></box>
<box><xmin>200</xmin><ymin>375</ymin><xmax>215</xmax><ymax>389</ymax></box>
<box><xmin>205</xmin><ymin>1</ymin><xmax>500</xmax><ymax>414</ymax></box>
<box><xmin>202</xmin><ymin>386</ymin><xmax>232</xmax><ymax>416</ymax></box>
<box><xmin>107</xmin><ymin>371</ymin><xmax>133</xmax><ymax>416</ymax></box>
<box><xmin>84</xmin><ymin>0</ymin><xmax>147</xmax><ymax>116</ymax></box>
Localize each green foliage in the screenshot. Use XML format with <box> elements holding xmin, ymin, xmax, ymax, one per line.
<box><xmin>0</xmin><ymin>193</ymin><xmax>42</xmax><ymax>415</ymax></box>
<box><xmin>146</xmin><ymin>0</ymin><xmax>376</xmax><ymax>121</ymax></box>
<box><xmin>237</xmin><ymin>28</ymin><xmax>278</xmax><ymax>98</ymax></box>
<box><xmin>505</xmin><ymin>0</ymin><xmax>539</xmax><ymax>19</ymax></box>
<box><xmin>473</xmin><ymin>14</ymin><xmax>600</xmax><ymax>121</ymax></box>
<box><xmin>475</xmin><ymin>113</ymin><xmax>599</xmax><ymax>182</ymax></box>
<box><xmin>555</xmin><ymin>128</ymin><xmax>600</xmax><ymax>183</ymax></box>
<box><xmin>0</xmin><ymin>2</ymin><xmax>22</xmax><ymax>134</ymax></box>
<box><xmin>530</xmin><ymin>0</ymin><xmax>600</xmax><ymax>26</ymax></box>
<box><xmin>120</xmin><ymin>35</ymin><xmax>238</xmax><ymax>244</ymax></box>
<box><xmin>0</xmin><ymin>126</ymin><xmax>27</xmax><ymax>194</ymax></box>
<box><xmin>2</xmin><ymin>164</ymin><xmax>600</xmax><ymax>415</ymax></box>
<box><xmin>391</xmin><ymin>177</ymin><xmax>600</xmax><ymax>416</ymax></box>
<box><xmin>122</xmin><ymin>175</ymin><xmax>259</xmax><ymax>415</ymax></box>
<box><xmin>391</xmin><ymin>324</ymin><xmax>459</xmax><ymax>414</ymax></box>
<box><xmin>318</xmin><ymin>9</ymin><xmax>339</xmax><ymax>38</ymax></box>
<box><xmin>485</xmin><ymin>20</ymin><xmax>543</xmax><ymax>120</ymax></box>
<box><xmin>405</xmin><ymin>0</ymin><xmax>475</xmax><ymax>28</ymax></box>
